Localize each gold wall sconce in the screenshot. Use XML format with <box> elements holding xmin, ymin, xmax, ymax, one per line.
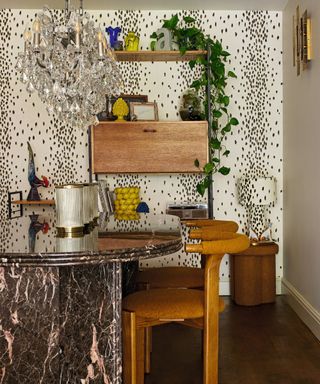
<box><xmin>293</xmin><ymin>6</ymin><xmax>312</xmax><ymax>76</ymax></box>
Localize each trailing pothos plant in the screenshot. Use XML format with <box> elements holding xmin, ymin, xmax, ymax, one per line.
<box><xmin>150</xmin><ymin>14</ymin><xmax>239</xmax><ymax>196</ymax></box>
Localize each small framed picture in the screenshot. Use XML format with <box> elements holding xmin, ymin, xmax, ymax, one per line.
<box><xmin>130</xmin><ymin>101</ymin><xmax>159</xmax><ymax>121</ymax></box>
<box><xmin>122</xmin><ymin>94</ymin><xmax>148</xmax><ymax>104</ymax></box>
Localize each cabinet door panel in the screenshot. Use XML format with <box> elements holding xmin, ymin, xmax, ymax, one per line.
<box><xmin>92</xmin><ymin>121</ymin><xmax>208</xmax><ymax>174</ymax></box>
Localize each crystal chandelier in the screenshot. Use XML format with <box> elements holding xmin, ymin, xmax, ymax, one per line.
<box><xmin>15</xmin><ymin>0</ymin><xmax>122</xmax><ymax>129</ymax></box>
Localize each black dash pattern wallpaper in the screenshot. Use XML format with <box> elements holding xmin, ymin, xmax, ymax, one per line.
<box><xmin>0</xmin><ymin>10</ymin><xmax>283</xmax><ymax>293</ymax></box>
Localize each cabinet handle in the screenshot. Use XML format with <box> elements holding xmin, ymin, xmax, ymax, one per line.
<box><xmin>143</xmin><ymin>129</ymin><xmax>157</xmax><ymax>133</ymax></box>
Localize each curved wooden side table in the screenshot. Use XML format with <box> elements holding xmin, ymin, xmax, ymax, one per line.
<box><xmin>231</xmin><ymin>242</ymin><xmax>279</xmax><ymax>306</ymax></box>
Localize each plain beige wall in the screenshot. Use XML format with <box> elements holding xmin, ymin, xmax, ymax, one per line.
<box><xmin>283</xmin><ymin>0</ymin><xmax>320</xmax><ymax>333</ymax></box>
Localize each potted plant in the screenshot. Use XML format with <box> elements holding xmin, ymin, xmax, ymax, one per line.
<box><xmin>151</xmin><ymin>14</ymin><xmax>239</xmax><ymax>196</ymax></box>
<box><xmin>179</xmin><ymin>88</ymin><xmax>202</xmax><ymax>121</ymax></box>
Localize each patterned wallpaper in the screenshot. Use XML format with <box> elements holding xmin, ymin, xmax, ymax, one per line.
<box><xmin>0</xmin><ymin>9</ymin><xmax>283</xmax><ymax>293</ymax></box>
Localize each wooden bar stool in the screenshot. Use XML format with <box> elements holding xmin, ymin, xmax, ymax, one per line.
<box><xmin>135</xmin><ymin>221</ymin><xmax>239</xmax><ymax>373</ymax></box>
<box><xmin>122</xmin><ymin>232</ymin><xmax>250</xmax><ymax>384</ymax></box>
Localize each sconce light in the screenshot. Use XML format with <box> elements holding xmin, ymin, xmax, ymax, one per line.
<box><xmin>237</xmin><ymin>176</ymin><xmax>277</xmax><ymax>243</ymax></box>
<box><xmin>293</xmin><ymin>6</ymin><xmax>312</xmax><ymax>76</ymax></box>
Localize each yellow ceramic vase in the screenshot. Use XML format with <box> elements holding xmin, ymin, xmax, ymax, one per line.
<box><xmin>124</xmin><ymin>32</ymin><xmax>140</xmax><ymax>51</ymax></box>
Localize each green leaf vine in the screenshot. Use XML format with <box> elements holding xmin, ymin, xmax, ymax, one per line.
<box><xmin>151</xmin><ymin>14</ymin><xmax>239</xmax><ymax>197</ymax></box>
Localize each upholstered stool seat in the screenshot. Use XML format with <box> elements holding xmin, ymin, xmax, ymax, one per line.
<box><xmin>123</xmin><ymin>288</ymin><xmax>204</xmax><ymax>319</ymax></box>
<box><xmin>136</xmin><ymin>266</ymin><xmax>204</xmax><ymax>289</ymax></box>
<box><xmin>123</xmin><ymin>288</ymin><xmax>225</xmax><ymax>321</ymax></box>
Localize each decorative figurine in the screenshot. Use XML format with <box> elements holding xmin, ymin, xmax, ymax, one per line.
<box><xmin>28</xmin><ymin>214</ymin><xmax>50</xmax><ymax>253</ymax></box>
<box><xmin>27</xmin><ymin>142</ymin><xmax>49</xmax><ymax>201</ymax></box>
<box><xmin>155</xmin><ymin>28</ymin><xmax>178</xmax><ymax>51</ymax></box>
<box><xmin>113</xmin><ymin>41</ymin><xmax>123</xmax><ymax>51</ymax></box>
<box><xmin>106</xmin><ymin>26</ymin><xmax>121</xmax><ymax>49</ymax></box>
<box><xmin>112</xmin><ymin>98</ymin><xmax>129</xmax><ymax>121</ymax></box>
<box><xmin>124</xmin><ymin>32</ymin><xmax>140</xmax><ymax>51</ymax></box>
<box><xmin>136</xmin><ymin>202</ymin><xmax>149</xmax><ymax>213</ymax></box>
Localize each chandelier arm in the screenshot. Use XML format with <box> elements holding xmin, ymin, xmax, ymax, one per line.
<box><xmin>43</xmin><ymin>5</ymin><xmax>54</xmax><ymax>21</ymax></box>
<box><xmin>36</xmin><ymin>57</ymin><xmax>48</xmax><ymax>70</ymax></box>
<box><xmin>64</xmin><ymin>0</ymin><xmax>70</xmax><ymax>21</ymax></box>
<box><xmin>80</xmin><ymin>0</ymin><xmax>84</xmax><ymax>16</ymax></box>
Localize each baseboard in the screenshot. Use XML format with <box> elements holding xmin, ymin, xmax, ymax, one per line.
<box><xmin>282</xmin><ymin>278</ymin><xmax>320</xmax><ymax>341</ymax></box>
<box><xmin>219</xmin><ymin>280</ymin><xmax>230</xmax><ymax>296</ymax></box>
<box><xmin>220</xmin><ymin>277</ymin><xmax>282</xmax><ymax>296</ymax></box>
<box><xmin>276</xmin><ymin>277</ymin><xmax>282</xmax><ymax>294</ymax></box>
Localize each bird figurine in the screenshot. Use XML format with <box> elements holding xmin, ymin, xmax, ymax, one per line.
<box><xmin>28</xmin><ymin>215</ymin><xmax>50</xmax><ymax>253</ymax></box>
<box><xmin>27</xmin><ymin>142</ymin><xmax>49</xmax><ymax>201</ymax></box>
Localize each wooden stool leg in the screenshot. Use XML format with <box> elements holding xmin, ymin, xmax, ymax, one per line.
<box><xmin>203</xmin><ymin>303</ymin><xmax>219</xmax><ymax>384</ymax></box>
<box><xmin>122</xmin><ymin>311</ymin><xmax>137</xmax><ymax>384</ymax></box>
<box><xmin>136</xmin><ymin>326</ymin><xmax>145</xmax><ymax>384</ymax></box>
<box><xmin>136</xmin><ymin>281</ymin><xmax>152</xmax><ymax>374</ymax></box>
<box><xmin>203</xmin><ymin>254</ymin><xmax>223</xmax><ymax>384</ymax></box>
<box><xmin>145</xmin><ymin>327</ymin><xmax>152</xmax><ymax>373</ymax></box>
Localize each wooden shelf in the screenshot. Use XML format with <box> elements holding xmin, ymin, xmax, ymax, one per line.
<box><xmin>12</xmin><ymin>200</ymin><xmax>55</xmax><ymax>205</ymax></box>
<box><xmin>115</xmin><ymin>50</ymin><xmax>207</xmax><ymax>62</ymax></box>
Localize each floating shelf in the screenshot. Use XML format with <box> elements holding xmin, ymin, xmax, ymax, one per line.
<box><xmin>12</xmin><ymin>200</ymin><xmax>55</xmax><ymax>205</ymax></box>
<box><xmin>115</xmin><ymin>50</ymin><xmax>207</xmax><ymax>62</ymax></box>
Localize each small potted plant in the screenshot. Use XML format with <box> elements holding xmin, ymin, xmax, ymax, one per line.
<box><xmin>179</xmin><ymin>89</ymin><xmax>202</xmax><ymax>121</ymax></box>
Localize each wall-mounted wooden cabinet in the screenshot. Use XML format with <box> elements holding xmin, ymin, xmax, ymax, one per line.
<box><xmin>91</xmin><ymin>121</ymin><xmax>208</xmax><ymax>174</ymax></box>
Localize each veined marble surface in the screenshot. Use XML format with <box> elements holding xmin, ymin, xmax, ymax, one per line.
<box><xmin>0</xmin><ymin>213</ymin><xmax>182</xmax><ymax>266</ymax></box>
<box><xmin>0</xmin><ymin>213</ymin><xmax>182</xmax><ymax>383</ymax></box>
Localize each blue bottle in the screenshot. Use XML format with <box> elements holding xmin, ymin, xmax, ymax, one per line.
<box><xmin>106</xmin><ymin>26</ymin><xmax>121</xmax><ymax>48</ymax></box>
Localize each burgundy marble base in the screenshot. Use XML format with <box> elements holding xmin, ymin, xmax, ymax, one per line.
<box><xmin>0</xmin><ymin>263</ymin><xmax>122</xmax><ymax>384</ymax></box>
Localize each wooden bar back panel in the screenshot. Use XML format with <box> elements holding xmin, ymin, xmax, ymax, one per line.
<box><xmin>92</xmin><ymin>121</ymin><xmax>208</xmax><ymax>174</ymax></box>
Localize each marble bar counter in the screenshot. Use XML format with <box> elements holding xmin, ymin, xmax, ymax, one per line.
<box><xmin>0</xmin><ymin>213</ymin><xmax>182</xmax><ymax>384</ymax></box>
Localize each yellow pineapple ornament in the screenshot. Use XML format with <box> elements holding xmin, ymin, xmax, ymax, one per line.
<box><xmin>112</xmin><ymin>98</ymin><xmax>129</xmax><ymax>121</ymax></box>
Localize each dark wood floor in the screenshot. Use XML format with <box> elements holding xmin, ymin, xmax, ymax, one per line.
<box><xmin>145</xmin><ymin>296</ymin><xmax>320</xmax><ymax>384</ymax></box>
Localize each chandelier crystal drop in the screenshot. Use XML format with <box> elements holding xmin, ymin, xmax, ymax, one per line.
<box><xmin>15</xmin><ymin>0</ymin><xmax>123</xmax><ymax>129</ymax></box>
